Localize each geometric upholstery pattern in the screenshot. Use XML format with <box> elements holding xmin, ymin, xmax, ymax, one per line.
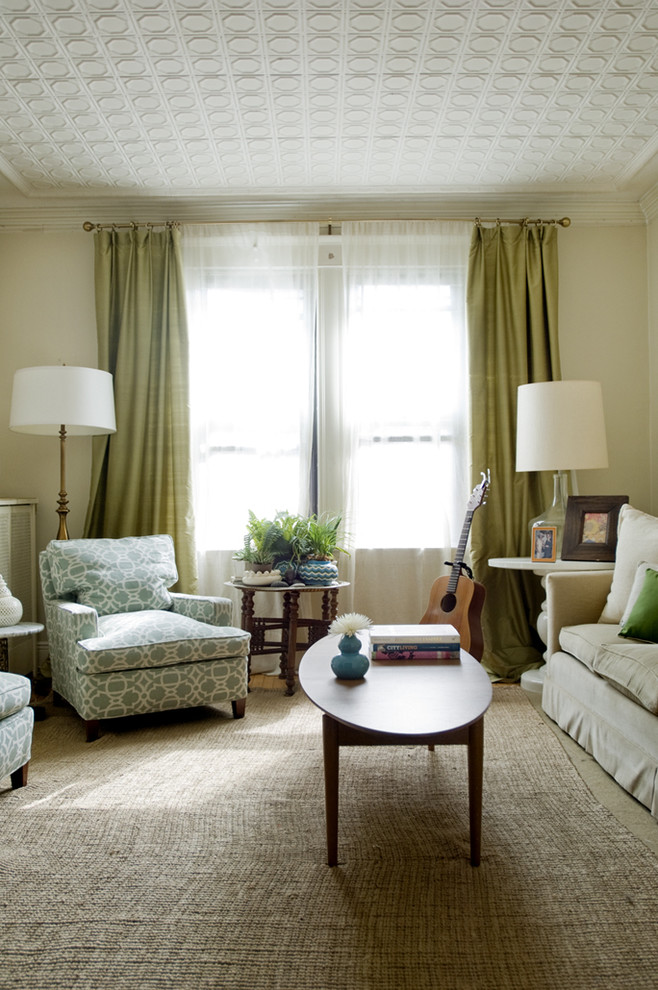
<box><xmin>0</xmin><ymin>672</ymin><xmax>34</xmax><ymax>788</ymax></box>
<box><xmin>40</xmin><ymin>537</ymin><xmax>251</xmax><ymax>740</ymax></box>
<box><xmin>78</xmin><ymin>609</ymin><xmax>250</xmax><ymax>675</ymax></box>
<box><xmin>46</xmin><ymin>534</ymin><xmax>178</xmax><ymax>614</ymax></box>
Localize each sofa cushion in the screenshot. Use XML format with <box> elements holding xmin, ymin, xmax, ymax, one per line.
<box><xmin>592</xmin><ymin>641</ymin><xmax>658</xmax><ymax>715</ymax></box>
<box><xmin>599</xmin><ymin>506</ymin><xmax>658</xmax><ymax>623</ymax></box>
<box><xmin>77</xmin><ymin>609</ymin><xmax>251</xmax><ymax>675</ymax></box>
<box><xmin>559</xmin><ymin>623</ymin><xmax>627</xmax><ymax>672</ymax></box>
<box><xmin>47</xmin><ymin>535</ymin><xmax>178</xmax><ymax>616</ymax></box>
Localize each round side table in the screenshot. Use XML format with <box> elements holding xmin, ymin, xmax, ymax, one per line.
<box><xmin>0</xmin><ymin>621</ymin><xmax>44</xmax><ymax>675</ymax></box>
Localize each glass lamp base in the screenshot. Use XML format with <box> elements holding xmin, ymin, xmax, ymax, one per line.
<box><xmin>528</xmin><ymin>471</ymin><xmax>569</xmax><ymax>556</ymax></box>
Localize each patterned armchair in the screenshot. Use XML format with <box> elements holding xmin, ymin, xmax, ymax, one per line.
<box><xmin>40</xmin><ymin>535</ymin><xmax>250</xmax><ymax>741</ymax></box>
<box><xmin>0</xmin><ymin>672</ymin><xmax>34</xmax><ymax>789</ymax></box>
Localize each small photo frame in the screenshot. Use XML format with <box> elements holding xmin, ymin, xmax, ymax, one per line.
<box><xmin>532</xmin><ymin>525</ymin><xmax>557</xmax><ymax>563</ymax></box>
<box><xmin>561</xmin><ymin>495</ymin><xmax>629</xmax><ymax>562</ymax></box>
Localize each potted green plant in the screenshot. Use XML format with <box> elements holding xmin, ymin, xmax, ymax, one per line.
<box><xmin>271</xmin><ymin>510</ymin><xmax>307</xmax><ymax>581</ymax></box>
<box><xmin>233</xmin><ymin>511</ymin><xmax>294</xmax><ymax>573</ymax></box>
<box><xmin>296</xmin><ymin>513</ymin><xmax>349</xmax><ymax>586</ymax></box>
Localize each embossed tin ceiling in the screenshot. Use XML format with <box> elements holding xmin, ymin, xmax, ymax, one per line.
<box><xmin>1</xmin><ymin>0</ymin><xmax>658</xmax><ymax>212</ymax></box>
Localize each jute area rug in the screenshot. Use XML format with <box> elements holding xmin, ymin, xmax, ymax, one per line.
<box><xmin>1</xmin><ymin>683</ymin><xmax>657</xmax><ymax>990</ymax></box>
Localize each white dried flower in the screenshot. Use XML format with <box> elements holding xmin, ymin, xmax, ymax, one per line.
<box><xmin>329</xmin><ymin>612</ymin><xmax>372</xmax><ymax>637</ymax></box>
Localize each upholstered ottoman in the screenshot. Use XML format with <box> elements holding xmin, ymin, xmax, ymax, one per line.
<box><xmin>0</xmin><ymin>672</ymin><xmax>34</xmax><ymax>789</ymax></box>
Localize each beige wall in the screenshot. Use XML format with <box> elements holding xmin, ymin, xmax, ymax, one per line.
<box><xmin>0</xmin><ymin>231</ymin><xmax>97</xmax><ymax>555</ymax></box>
<box><xmin>558</xmin><ymin>224</ymin><xmax>650</xmax><ymax>512</ymax></box>
<box><xmin>0</xmin><ymin>221</ymin><xmax>652</xmax><ymax>565</ymax></box>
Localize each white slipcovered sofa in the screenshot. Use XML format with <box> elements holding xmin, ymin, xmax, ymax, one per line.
<box><xmin>543</xmin><ymin>504</ymin><xmax>658</xmax><ymax>817</ymax></box>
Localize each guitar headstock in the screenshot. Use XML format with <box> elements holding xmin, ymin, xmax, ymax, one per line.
<box><xmin>467</xmin><ymin>469</ymin><xmax>490</xmax><ymax>512</ymax></box>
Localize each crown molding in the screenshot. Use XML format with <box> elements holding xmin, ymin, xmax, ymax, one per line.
<box><xmin>0</xmin><ymin>189</ymin><xmax>649</xmax><ymax>232</ymax></box>
<box><xmin>639</xmin><ymin>183</ymin><xmax>658</xmax><ymax>224</ymax></box>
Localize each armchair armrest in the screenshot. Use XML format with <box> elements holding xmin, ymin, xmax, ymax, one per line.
<box><xmin>545</xmin><ymin>570</ymin><xmax>613</xmax><ymax>660</ymax></box>
<box><xmin>170</xmin><ymin>593</ymin><xmax>233</xmax><ymax>627</ymax></box>
<box><xmin>47</xmin><ymin>601</ymin><xmax>99</xmax><ymax>642</ymax></box>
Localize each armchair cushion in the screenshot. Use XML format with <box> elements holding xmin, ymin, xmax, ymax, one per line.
<box><xmin>77</xmin><ymin>610</ymin><xmax>250</xmax><ymax>675</ymax></box>
<box><xmin>47</xmin><ymin>535</ymin><xmax>178</xmax><ymax>615</ymax></box>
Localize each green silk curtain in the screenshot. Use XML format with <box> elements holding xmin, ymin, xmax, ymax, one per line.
<box><xmin>467</xmin><ymin>223</ymin><xmax>561</xmax><ymax>680</ymax></box>
<box><xmin>84</xmin><ymin>226</ymin><xmax>197</xmax><ymax>593</ymax></box>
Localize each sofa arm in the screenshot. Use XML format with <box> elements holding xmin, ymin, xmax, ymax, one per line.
<box><xmin>170</xmin><ymin>593</ymin><xmax>233</xmax><ymax>627</ymax></box>
<box><xmin>545</xmin><ymin>570</ymin><xmax>614</xmax><ymax>660</ymax></box>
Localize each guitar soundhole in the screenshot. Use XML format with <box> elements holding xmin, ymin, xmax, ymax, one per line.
<box><xmin>441</xmin><ymin>592</ymin><xmax>457</xmax><ymax>613</ymax></box>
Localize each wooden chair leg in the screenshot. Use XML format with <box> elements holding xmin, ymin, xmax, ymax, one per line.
<box><xmin>231</xmin><ymin>697</ymin><xmax>246</xmax><ymax>719</ymax></box>
<box><xmin>10</xmin><ymin>762</ymin><xmax>28</xmax><ymax>788</ymax></box>
<box><xmin>84</xmin><ymin>719</ymin><xmax>100</xmax><ymax>742</ymax></box>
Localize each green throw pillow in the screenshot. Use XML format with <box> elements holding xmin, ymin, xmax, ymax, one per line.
<box><xmin>620</xmin><ymin>567</ymin><xmax>658</xmax><ymax>642</ymax></box>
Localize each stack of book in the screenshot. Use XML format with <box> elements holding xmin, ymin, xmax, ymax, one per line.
<box><xmin>369</xmin><ymin>624</ymin><xmax>460</xmax><ymax>663</ymax></box>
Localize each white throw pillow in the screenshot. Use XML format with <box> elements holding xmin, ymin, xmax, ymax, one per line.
<box><xmin>619</xmin><ymin>560</ymin><xmax>658</xmax><ymax>626</ymax></box>
<box><xmin>600</xmin><ymin>505</ymin><xmax>658</xmax><ymax>623</ymax></box>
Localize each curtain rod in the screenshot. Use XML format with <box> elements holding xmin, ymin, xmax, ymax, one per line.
<box><xmin>82</xmin><ymin>216</ymin><xmax>571</xmax><ymax>232</ymax></box>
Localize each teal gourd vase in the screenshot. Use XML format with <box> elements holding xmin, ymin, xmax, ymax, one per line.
<box><xmin>331</xmin><ymin>633</ymin><xmax>370</xmax><ymax>680</ymax></box>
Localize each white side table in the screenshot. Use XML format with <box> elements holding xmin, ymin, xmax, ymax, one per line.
<box><xmin>0</xmin><ymin>622</ymin><xmax>44</xmax><ymax>675</ymax></box>
<box><xmin>488</xmin><ymin>557</ymin><xmax>614</xmax><ymax>696</ymax></box>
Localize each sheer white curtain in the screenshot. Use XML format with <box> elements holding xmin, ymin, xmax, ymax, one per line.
<box><xmin>182</xmin><ymin>223</ymin><xmax>319</xmax><ymax>604</ymax></box>
<box><xmin>327</xmin><ymin>221</ymin><xmax>472</xmax><ymax>621</ymax></box>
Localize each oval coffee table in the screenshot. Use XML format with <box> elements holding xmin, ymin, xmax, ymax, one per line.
<box><xmin>299</xmin><ymin>635</ymin><xmax>493</xmax><ymax>867</ymax></box>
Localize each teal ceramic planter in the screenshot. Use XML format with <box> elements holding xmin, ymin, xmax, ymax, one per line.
<box><xmin>297</xmin><ymin>559</ymin><xmax>339</xmax><ymax>586</ymax></box>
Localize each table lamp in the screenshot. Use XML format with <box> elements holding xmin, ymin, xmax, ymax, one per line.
<box><xmin>516</xmin><ymin>380</ymin><xmax>608</xmax><ymax>554</ymax></box>
<box><xmin>10</xmin><ymin>366</ymin><xmax>116</xmax><ymax>540</ymax></box>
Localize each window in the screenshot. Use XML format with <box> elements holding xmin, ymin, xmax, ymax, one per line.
<box><xmin>190</xmin><ymin>284</ymin><xmax>311</xmax><ymax>550</ymax></box>
<box><xmin>184</xmin><ymin>222</ymin><xmax>470</xmax><ymax>557</ymax></box>
<box><xmin>344</xmin><ymin>282</ymin><xmax>465</xmax><ymax>547</ymax></box>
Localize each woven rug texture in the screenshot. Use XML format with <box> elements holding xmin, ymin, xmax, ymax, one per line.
<box><xmin>1</xmin><ymin>684</ymin><xmax>656</xmax><ymax>990</ymax></box>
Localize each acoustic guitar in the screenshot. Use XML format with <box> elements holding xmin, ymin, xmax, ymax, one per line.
<box><xmin>420</xmin><ymin>471</ymin><xmax>490</xmax><ymax>661</ymax></box>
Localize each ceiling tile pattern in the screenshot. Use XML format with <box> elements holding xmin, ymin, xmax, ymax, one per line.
<box><xmin>0</xmin><ymin>0</ymin><xmax>657</xmax><ymax>199</ymax></box>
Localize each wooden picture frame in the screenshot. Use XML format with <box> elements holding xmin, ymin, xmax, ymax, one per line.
<box><xmin>561</xmin><ymin>495</ymin><xmax>629</xmax><ymax>561</ymax></box>
<box><xmin>532</xmin><ymin>525</ymin><xmax>557</xmax><ymax>563</ymax></box>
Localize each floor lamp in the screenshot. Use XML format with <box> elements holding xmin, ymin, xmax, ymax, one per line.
<box><xmin>10</xmin><ymin>366</ymin><xmax>116</xmax><ymax>540</ymax></box>
<box><xmin>516</xmin><ymin>380</ymin><xmax>609</xmax><ymax>555</ymax></box>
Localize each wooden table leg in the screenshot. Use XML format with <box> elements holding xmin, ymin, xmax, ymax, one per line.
<box><xmin>467</xmin><ymin>716</ymin><xmax>484</xmax><ymax>867</ymax></box>
<box><xmin>280</xmin><ymin>592</ymin><xmax>291</xmax><ymax>680</ymax></box>
<box><xmin>323</xmin><ymin>714</ymin><xmax>340</xmax><ymax>867</ymax></box>
<box><xmin>284</xmin><ymin>590</ymin><xmax>300</xmax><ymax>696</ymax></box>
<box><xmin>324</xmin><ymin>588</ymin><xmax>339</xmax><ymax>622</ymax></box>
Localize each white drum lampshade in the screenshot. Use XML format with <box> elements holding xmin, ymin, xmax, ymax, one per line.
<box><xmin>516</xmin><ymin>380</ymin><xmax>608</xmax><ymax>552</ymax></box>
<box><xmin>10</xmin><ymin>366</ymin><xmax>116</xmax><ymax>539</ymax></box>
<box><xmin>516</xmin><ymin>380</ymin><xmax>608</xmax><ymax>474</ymax></box>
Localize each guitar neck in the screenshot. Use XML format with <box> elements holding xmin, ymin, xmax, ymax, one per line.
<box><xmin>447</xmin><ymin>511</ymin><xmax>474</xmax><ymax>592</ymax></box>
